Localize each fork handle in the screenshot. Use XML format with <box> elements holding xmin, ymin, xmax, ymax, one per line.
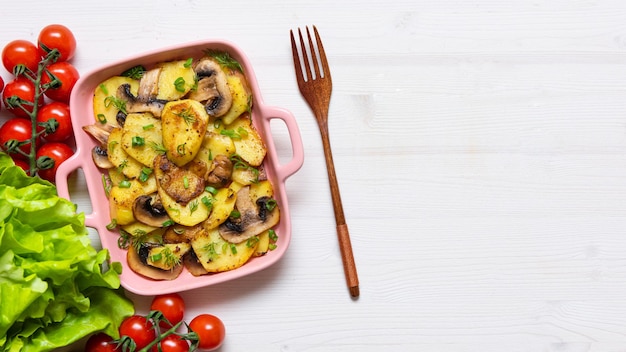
<box><xmin>319</xmin><ymin>123</ymin><xmax>360</xmax><ymax>298</ymax></box>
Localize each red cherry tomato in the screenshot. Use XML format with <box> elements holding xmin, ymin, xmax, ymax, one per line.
<box><xmin>36</xmin><ymin>102</ymin><xmax>72</xmax><ymax>142</ymax></box>
<box><xmin>0</xmin><ymin>75</ymin><xmax>4</xmax><ymax>92</ymax></box>
<box><xmin>85</xmin><ymin>333</ymin><xmax>119</xmax><ymax>352</ymax></box>
<box><xmin>35</xmin><ymin>142</ymin><xmax>73</xmax><ymax>182</ymax></box>
<box><xmin>13</xmin><ymin>158</ymin><xmax>30</xmax><ymax>172</ymax></box>
<box><xmin>41</xmin><ymin>61</ymin><xmax>79</xmax><ymax>103</ymax></box>
<box><xmin>118</xmin><ymin>315</ymin><xmax>156</xmax><ymax>350</ymax></box>
<box><xmin>189</xmin><ymin>314</ymin><xmax>225</xmax><ymax>351</ymax></box>
<box><xmin>153</xmin><ymin>334</ymin><xmax>190</xmax><ymax>352</ymax></box>
<box><xmin>38</xmin><ymin>24</ymin><xmax>76</xmax><ymax>62</ymax></box>
<box><xmin>151</xmin><ymin>293</ymin><xmax>185</xmax><ymax>329</ymax></box>
<box><xmin>2</xmin><ymin>76</ymin><xmax>44</xmax><ymax>118</ymax></box>
<box><xmin>1</xmin><ymin>39</ymin><xmax>40</xmax><ymax>74</ymax></box>
<box><xmin>0</xmin><ymin>118</ymin><xmax>36</xmax><ymax>160</ymax></box>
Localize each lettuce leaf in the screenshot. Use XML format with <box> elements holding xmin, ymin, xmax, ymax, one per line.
<box><xmin>0</xmin><ymin>153</ymin><xmax>134</xmax><ymax>351</ymax></box>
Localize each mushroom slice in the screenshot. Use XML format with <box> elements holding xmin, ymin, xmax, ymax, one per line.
<box><xmin>133</xmin><ymin>194</ymin><xmax>171</xmax><ymax>227</ymax></box>
<box><xmin>189</xmin><ymin>57</ymin><xmax>232</xmax><ymax>117</ymax></box>
<box><xmin>137</xmin><ymin>67</ymin><xmax>161</xmax><ymax>100</ymax></box>
<box><xmin>117</xmin><ymin>83</ymin><xmax>167</xmax><ymax>117</ymax></box>
<box><xmin>91</xmin><ymin>145</ymin><xmax>114</xmax><ymax>169</ymax></box>
<box><xmin>218</xmin><ymin>186</ymin><xmax>279</xmax><ymax>244</ymax></box>
<box><xmin>183</xmin><ymin>251</ymin><xmax>209</xmax><ymax>277</ymax></box>
<box><xmin>154</xmin><ymin>154</ymin><xmax>206</xmax><ymax>205</ymax></box>
<box><xmin>83</xmin><ymin>123</ymin><xmax>113</xmax><ymax>145</ymax></box>
<box><xmin>127</xmin><ymin>242</ymin><xmax>184</xmax><ymax>280</ymax></box>
<box><xmin>205</xmin><ymin>154</ymin><xmax>233</xmax><ymax>188</ymax></box>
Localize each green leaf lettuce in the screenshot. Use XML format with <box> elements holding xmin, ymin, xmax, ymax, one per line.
<box><xmin>0</xmin><ymin>153</ymin><xmax>134</xmax><ymax>351</ymax></box>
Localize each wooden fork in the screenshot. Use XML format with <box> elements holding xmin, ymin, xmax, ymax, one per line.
<box><xmin>290</xmin><ymin>26</ymin><xmax>360</xmax><ymax>298</ymax></box>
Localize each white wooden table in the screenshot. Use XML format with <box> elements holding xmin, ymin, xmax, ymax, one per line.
<box><xmin>2</xmin><ymin>1</ymin><xmax>626</xmax><ymax>351</ymax></box>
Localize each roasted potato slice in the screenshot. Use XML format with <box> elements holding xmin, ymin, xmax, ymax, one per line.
<box><xmin>203</xmin><ymin>187</ymin><xmax>237</xmax><ymax>230</ymax></box>
<box><xmin>228</xmin><ymin>115</ymin><xmax>266</xmax><ymax>167</ymax></box>
<box><xmin>121</xmin><ymin>112</ymin><xmax>163</xmax><ymax>167</ymax></box>
<box><xmin>161</xmin><ymin>99</ymin><xmax>209</xmax><ymax>166</ymax></box>
<box><xmin>220</xmin><ymin>69</ymin><xmax>252</xmax><ymax>125</ymax></box>
<box><xmin>156</xmin><ymin>59</ymin><xmax>196</xmax><ymax>101</ymax></box>
<box><xmin>93</xmin><ymin>76</ymin><xmax>139</xmax><ymax>126</ymax></box>
<box><xmin>107</xmin><ymin>127</ymin><xmax>143</xmax><ymax>179</ymax></box>
<box><xmin>109</xmin><ymin>179</ymin><xmax>145</xmax><ymax>225</ymax></box>
<box><xmin>191</xmin><ymin>227</ymin><xmax>258</xmax><ymax>273</ymax></box>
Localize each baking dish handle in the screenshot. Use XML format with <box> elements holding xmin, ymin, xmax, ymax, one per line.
<box><xmin>55</xmin><ymin>147</ymin><xmax>104</xmax><ymax>229</ymax></box>
<box><xmin>259</xmin><ymin>105</ymin><xmax>305</xmax><ymax>183</ymax></box>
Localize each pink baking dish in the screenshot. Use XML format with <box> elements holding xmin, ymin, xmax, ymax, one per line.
<box><xmin>56</xmin><ymin>40</ymin><xmax>304</xmax><ymax>295</ymax></box>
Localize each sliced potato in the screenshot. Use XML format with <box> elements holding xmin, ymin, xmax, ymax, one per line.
<box><xmin>156</xmin><ymin>60</ymin><xmax>196</xmax><ymax>101</ymax></box>
<box><xmin>107</xmin><ymin>127</ymin><xmax>143</xmax><ymax>179</ymax></box>
<box><xmin>109</xmin><ymin>179</ymin><xmax>145</xmax><ymax>225</ymax></box>
<box><xmin>253</xmin><ymin>230</ymin><xmax>271</xmax><ymax>257</ymax></box>
<box><xmin>158</xmin><ymin>187</ymin><xmax>213</xmax><ymax>227</ymax></box>
<box><xmin>220</xmin><ymin>69</ymin><xmax>251</xmax><ymax>125</ymax></box>
<box><xmin>121</xmin><ymin>222</ymin><xmax>158</xmax><ymax>237</ymax></box>
<box><xmin>161</xmin><ymin>99</ymin><xmax>209</xmax><ymax>166</ymax></box>
<box><xmin>203</xmin><ymin>187</ymin><xmax>236</xmax><ymax>230</ymax></box>
<box><xmin>121</xmin><ymin>112</ymin><xmax>163</xmax><ymax>167</ymax></box>
<box><xmin>191</xmin><ymin>227</ymin><xmax>258</xmax><ymax>273</ymax></box>
<box><xmin>147</xmin><ymin>243</ymin><xmax>192</xmax><ymax>270</ymax></box>
<box><xmin>228</xmin><ymin>115</ymin><xmax>266</xmax><ymax>167</ymax></box>
<box><xmin>249</xmin><ymin>180</ymin><xmax>274</xmax><ymax>200</ymax></box>
<box><xmin>93</xmin><ymin>76</ymin><xmax>139</xmax><ymax>126</ymax></box>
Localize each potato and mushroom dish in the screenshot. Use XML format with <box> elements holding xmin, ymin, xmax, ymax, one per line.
<box><xmin>83</xmin><ymin>50</ymin><xmax>280</xmax><ymax>280</ymax></box>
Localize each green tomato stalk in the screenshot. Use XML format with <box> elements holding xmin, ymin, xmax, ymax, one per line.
<box><xmin>2</xmin><ymin>48</ymin><xmax>61</xmax><ymax>176</ymax></box>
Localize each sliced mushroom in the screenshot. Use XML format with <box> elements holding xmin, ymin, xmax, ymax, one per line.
<box><xmin>218</xmin><ymin>186</ymin><xmax>279</xmax><ymax>244</ymax></box>
<box><xmin>205</xmin><ymin>154</ymin><xmax>233</xmax><ymax>188</ymax></box>
<box><xmin>137</xmin><ymin>67</ymin><xmax>161</xmax><ymax>100</ymax></box>
<box><xmin>189</xmin><ymin>57</ymin><xmax>232</xmax><ymax>117</ymax></box>
<box><xmin>117</xmin><ymin>83</ymin><xmax>167</xmax><ymax>117</ymax></box>
<box><xmin>183</xmin><ymin>250</ymin><xmax>209</xmax><ymax>276</ymax></box>
<box><xmin>155</xmin><ymin>154</ymin><xmax>206</xmax><ymax>205</ymax></box>
<box><xmin>83</xmin><ymin>123</ymin><xmax>114</xmax><ymax>145</ymax></box>
<box><xmin>133</xmin><ymin>194</ymin><xmax>171</xmax><ymax>227</ymax></box>
<box><xmin>127</xmin><ymin>242</ymin><xmax>184</xmax><ymax>280</ymax></box>
<box><xmin>91</xmin><ymin>145</ymin><xmax>114</xmax><ymax>169</ymax></box>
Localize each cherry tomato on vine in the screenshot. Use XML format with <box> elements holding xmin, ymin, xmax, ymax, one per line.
<box><xmin>36</xmin><ymin>102</ymin><xmax>72</xmax><ymax>142</ymax></box>
<box><xmin>0</xmin><ymin>118</ymin><xmax>36</xmax><ymax>160</ymax></box>
<box><xmin>189</xmin><ymin>314</ymin><xmax>226</xmax><ymax>351</ymax></box>
<box><xmin>41</xmin><ymin>61</ymin><xmax>79</xmax><ymax>103</ymax></box>
<box><xmin>151</xmin><ymin>293</ymin><xmax>185</xmax><ymax>329</ymax></box>
<box><xmin>2</xmin><ymin>76</ymin><xmax>44</xmax><ymax>118</ymax></box>
<box><xmin>153</xmin><ymin>334</ymin><xmax>190</xmax><ymax>352</ymax></box>
<box><xmin>36</xmin><ymin>142</ymin><xmax>73</xmax><ymax>182</ymax></box>
<box><xmin>13</xmin><ymin>158</ymin><xmax>30</xmax><ymax>172</ymax></box>
<box><xmin>1</xmin><ymin>39</ymin><xmax>40</xmax><ymax>74</ymax></box>
<box><xmin>118</xmin><ymin>315</ymin><xmax>156</xmax><ymax>350</ymax></box>
<box><xmin>84</xmin><ymin>332</ymin><xmax>119</xmax><ymax>352</ymax></box>
<box><xmin>37</xmin><ymin>24</ymin><xmax>76</xmax><ymax>62</ymax></box>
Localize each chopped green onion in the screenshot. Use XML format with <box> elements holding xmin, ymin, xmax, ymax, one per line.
<box><xmin>97</xmin><ymin>114</ymin><xmax>107</xmax><ymax>124</ymax></box>
<box><xmin>142</xmin><ymin>124</ymin><xmax>154</xmax><ymax>130</ymax></box>
<box><xmin>184</xmin><ymin>57</ymin><xmax>193</xmax><ymax>68</ymax></box>
<box><xmin>119</xmin><ymin>180</ymin><xmax>131</xmax><ymax>188</ymax></box>
<box><xmin>174</xmin><ymin>77</ymin><xmax>186</xmax><ymax>92</ymax></box>
<box><xmin>106</xmin><ymin>219</ymin><xmax>117</xmax><ymax>230</ymax></box>
<box><xmin>183</xmin><ymin>176</ymin><xmax>189</xmax><ymax>189</ymax></box>
<box><xmin>132</xmin><ymin>136</ymin><xmax>145</xmax><ymax>147</ymax></box>
<box><xmin>205</xmin><ymin>186</ymin><xmax>218</xmax><ymax>195</ymax></box>
<box><xmin>162</xmin><ymin>219</ymin><xmax>175</xmax><ymax>227</ymax></box>
<box><xmin>139</xmin><ymin>167</ymin><xmax>153</xmax><ymax>182</ymax></box>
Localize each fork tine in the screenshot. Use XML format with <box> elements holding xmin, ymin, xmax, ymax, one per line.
<box><xmin>313</xmin><ymin>25</ymin><xmax>331</xmax><ymax>81</ymax></box>
<box><xmin>305</xmin><ymin>26</ymin><xmax>321</xmax><ymax>81</ymax></box>
<box><xmin>289</xmin><ymin>29</ymin><xmax>305</xmax><ymax>85</ymax></box>
<box><xmin>297</xmin><ymin>27</ymin><xmax>313</xmax><ymax>82</ymax></box>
